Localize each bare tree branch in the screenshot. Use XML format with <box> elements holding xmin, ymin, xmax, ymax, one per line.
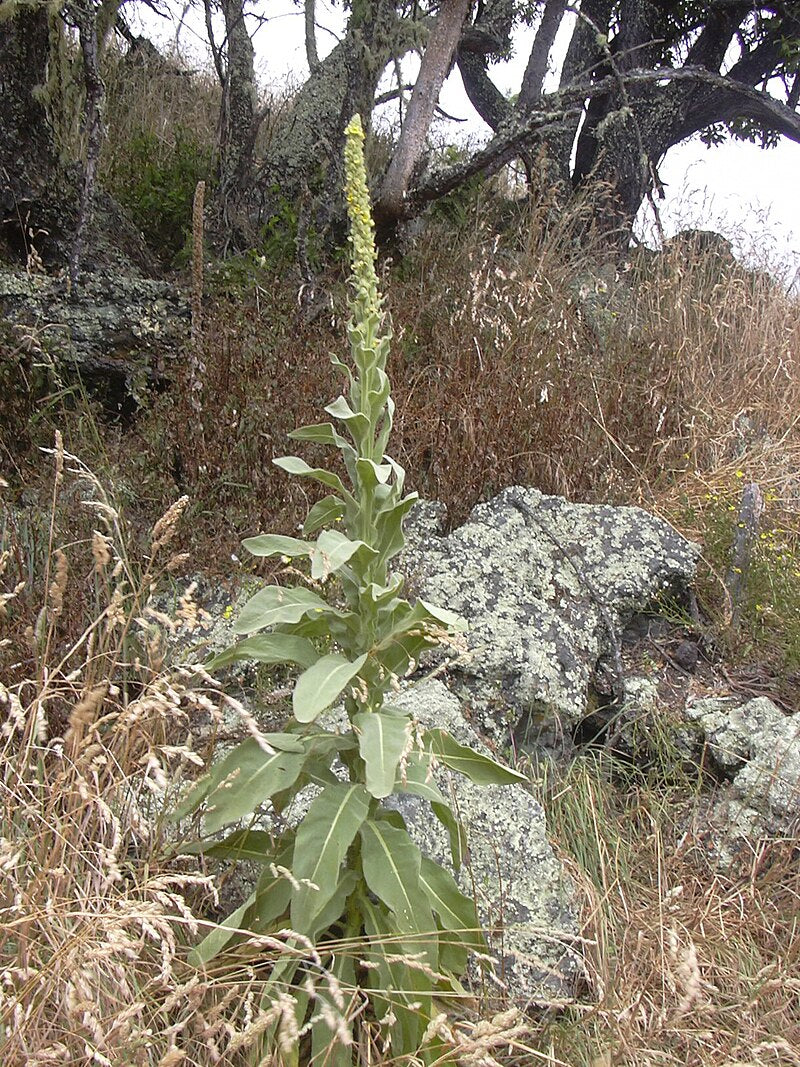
<box><xmin>378</xmin><ymin>0</ymin><xmax>472</xmax><ymax>223</ymax></box>
<box><xmin>519</xmin><ymin>0</ymin><xmax>566</xmax><ymax>107</ymax></box>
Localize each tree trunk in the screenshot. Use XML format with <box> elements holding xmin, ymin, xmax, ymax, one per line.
<box><xmin>377</xmin><ymin>0</ymin><xmax>472</xmax><ymax>227</ymax></box>
<box><xmin>214</xmin><ymin>0</ymin><xmax>259</xmax><ymax>250</ymax></box>
<box><xmin>0</xmin><ymin>4</ymin><xmax>76</xmax><ymax>265</ymax></box>
<box><xmin>255</xmin><ymin>0</ymin><xmax>406</xmax><ymax>239</ymax></box>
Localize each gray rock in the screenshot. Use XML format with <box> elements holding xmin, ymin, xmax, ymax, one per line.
<box><xmin>403</xmin><ymin>486</ymin><xmax>699</xmax><ymax>742</ymax></box>
<box><xmin>0</xmin><ymin>266</ymin><xmax>188</xmax><ymax>406</ymax></box>
<box><xmin>685</xmin><ymin>697</ymin><xmax>800</xmax><ymax>869</ymax></box>
<box><xmin>388</xmin><ymin>681</ymin><xmax>580</xmax><ymax>1004</ymax></box>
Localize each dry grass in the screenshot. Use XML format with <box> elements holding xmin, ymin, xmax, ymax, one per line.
<box><xmin>531</xmin><ymin>752</ymin><xmax>800</xmax><ymax>1066</ymax></box>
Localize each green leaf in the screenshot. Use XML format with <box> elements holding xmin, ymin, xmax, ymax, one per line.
<box><xmin>303</xmin><ymin>494</ymin><xmax>346</xmax><ymax>536</ymax></box>
<box><xmin>363</xmin><ymin>576</ymin><xmax>404</xmax><ymax>605</ymax></box>
<box><xmin>395</xmin><ymin>752</ymin><xmax>446</xmax><ymax>804</ymax></box>
<box><xmin>310</xmin><ymin>529</ymin><xmax>373</xmax><ymax>581</ymax></box>
<box><xmin>359</xmin><ymin>819</ymin><xmax>436</xmax><ymax>962</ymax></box>
<box><xmin>325</xmin><ymin>395</ymin><xmax>370</xmax><ymax>438</ymax></box>
<box><xmin>201</xmin><ymin>739</ymin><xmax>306</xmax><ymax>833</ymax></box>
<box><xmin>180</xmin><ymin>829</ymin><xmax>277</xmax><ymax>864</ymax></box>
<box><xmin>310</xmin><ymin>952</ymin><xmax>356</xmax><ymax>1067</ymax></box>
<box><xmin>419</xmin><ymin>856</ymin><xmax>485</xmax><ymax>955</ymax></box>
<box><xmin>308</xmin><ymin>868</ymin><xmax>359</xmax><ymax>937</ymax></box>
<box><xmin>431</xmin><ymin>801</ymin><xmax>467</xmax><ymax>871</ymax></box>
<box><xmin>293</xmin><ymin>652</ymin><xmax>368</xmax><ymax>723</ymax></box>
<box><xmin>373</xmin><ymin>494</ymin><xmax>418</xmax><ymax>565</ymax></box>
<box><xmin>426</xmin><ymin>729</ymin><xmax>527</xmax><ymax>786</ymax></box>
<box><xmin>189</xmin><ymin>891</ymin><xmax>255</xmax><ymax>967</ymax></box>
<box><xmin>290</xmin><ymin>782</ymin><xmax>370</xmax><ymax>934</ymax></box>
<box><xmin>416</xmin><ymin>599</ymin><xmax>467</xmax><ymax>632</ymax></box>
<box><xmin>354</xmin><ymin>710</ymin><xmax>411</xmax><ymax>799</ymax></box>
<box><xmin>235</xmin><ymin>585</ymin><xmax>346</xmax><ymax>635</ymax></box>
<box><xmin>360</xmin><ymin>898</ymin><xmax>431</xmax><ymax>1057</ymax></box>
<box><xmin>205</xmin><ymin>633</ymin><xmax>319</xmax><ymax>671</ymax></box>
<box><xmin>288</xmin><ymin>421</ymin><xmax>354</xmax><ymax>456</ymax></box>
<box><xmin>189</xmin><ymin>847</ymin><xmax>293</xmax><ymax>965</ymax></box>
<box><xmin>355</xmin><ymin>457</ymin><xmax>392</xmax><ymax>489</ymax></box>
<box><xmin>241</xmin><ymin>533</ymin><xmax>312</xmax><ymax>558</ymax></box>
<box><xmin>273</xmin><ymin>455</ymin><xmax>353</xmax><ymax>499</ymax></box>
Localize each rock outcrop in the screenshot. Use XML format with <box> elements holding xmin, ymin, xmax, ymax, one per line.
<box><xmin>684</xmin><ymin>696</ymin><xmax>800</xmax><ymax>871</ymax></box>
<box><xmin>0</xmin><ymin>267</ymin><xmax>188</xmax><ymax>410</ymax></box>
<box><xmin>404</xmin><ymin>486</ymin><xmax>699</xmax><ymax>746</ymax></box>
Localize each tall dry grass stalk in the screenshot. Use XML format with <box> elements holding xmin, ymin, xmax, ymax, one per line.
<box><xmin>531</xmin><ymin>752</ymin><xmax>800</xmax><ymax>1067</ymax></box>
<box><xmin>0</xmin><ymin>441</ymin><xmax>281</xmax><ymax>1065</ymax></box>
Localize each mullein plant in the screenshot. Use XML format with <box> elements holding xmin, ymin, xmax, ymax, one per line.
<box><xmin>177</xmin><ymin>115</ymin><xmax>525</xmax><ymax>1063</ymax></box>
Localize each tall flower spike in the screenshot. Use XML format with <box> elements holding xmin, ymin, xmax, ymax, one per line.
<box><xmin>343</xmin><ymin>114</ymin><xmax>381</xmax><ymax>328</ymax></box>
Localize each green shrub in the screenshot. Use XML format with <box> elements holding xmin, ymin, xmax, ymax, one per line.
<box><xmin>108</xmin><ymin>126</ymin><xmax>213</xmax><ymax>261</ymax></box>
<box><xmin>176</xmin><ymin>114</ymin><xmax>525</xmax><ymax>1063</ymax></box>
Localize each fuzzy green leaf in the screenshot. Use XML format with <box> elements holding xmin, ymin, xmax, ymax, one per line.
<box><xmin>235</xmin><ymin>585</ymin><xmax>347</xmax><ymax>635</ymax></box>
<box><xmin>426</xmin><ymin>729</ymin><xmax>527</xmax><ymax>786</ymax></box>
<box><xmin>241</xmin><ymin>533</ymin><xmax>312</xmax><ymax>558</ymax></box>
<box><xmin>353</xmin><ymin>709</ymin><xmax>411</xmax><ymax>799</ymax></box>
<box><xmin>303</xmin><ymin>494</ymin><xmax>346</xmax><ymax>536</ymax></box>
<box><xmin>205</xmin><ymin>633</ymin><xmax>319</xmax><ymax>672</ymax></box>
<box><xmin>293</xmin><ymin>652</ymin><xmax>368</xmax><ymax>723</ymax></box>
<box><xmin>273</xmin><ymin>455</ymin><xmax>352</xmax><ymax>498</ymax></box>
<box><xmin>290</xmin><ymin>782</ymin><xmax>370</xmax><ymax>933</ymax></box>
<box><xmin>201</xmin><ymin>739</ymin><xmax>307</xmax><ymax>833</ymax></box>
<box><xmin>310</xmin><ymin>529</ymin><xmax>374</xmax><ymax>581</ymax></box>
<box><xmin>288</xmin><ymin>421</ymin><xmax>354</xmax><ymax>456</ymax></box>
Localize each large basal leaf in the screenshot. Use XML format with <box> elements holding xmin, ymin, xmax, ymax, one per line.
<box><xmin>290</xmin><ymin>782</ymin><xmax>370</xmax><ymax>934</ymax></box>
<box><xmin>273</xmin><ymin>455</ymin><xmax>353</xmax><ymax>500</ymax></box>
<box><xmin>359</xmin><ymin>818</ymin><xmax>436</xmax><ymax>963</ymax></box>
<box><xmin>235</xmin><ymin>585</ymin><xmax>347</xmax><ymax>635</ymax></box>
<box><xmin>205</xmin><ymin>633</ymin><xmax>319</xmax><ymax>672</ymax></box>
<box><xmin>360</xmin><ymin>898</ymin><xmax>432</xmax><ymax>1059</ymax></box>
<box><xmin>303</xmin><ymin>494</ymin><xmax>346</xmax><ymax>536</ymax></box>
<box><xmin>425</xmin><ymin>729</ymin><xmax>527</xmax><ymax>786</ymax></box>
<box><xmin>188</xmin><ymin>890</ymin><xmax>255</xmax><ymax>967</ymax></box>
<box><xmin>310</xmin><ymin>951</ymin><xmax>357</xmax><ymax>1067</ymax></box>
<box><xmin>353</xmin><ymin>709</ymin><xmax>411</xmax><ymax>799</ymax></box>
<box><xmin>292</xmin><ymin>652</ymin><xmax>368</xmax><ymax>723</ymax></box>
<box><xmin>241</xmin><ymin>533</ymin><xmax>312</xmax><ymax>559</ymax></box>
<box><xmin>189</xmin><ymin>848</ymin><xmax>292</xmax><ymax>965</ymax></box>
<box><xmin>201</xmin><ymin>739</ymin><xmax>307</xmax><ymax>833</ymax></box>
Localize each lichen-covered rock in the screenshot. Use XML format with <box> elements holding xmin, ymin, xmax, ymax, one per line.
<box><xmin>403</xmin><ymin>486</ymin><xmax>699</xmax><ymax>742</ymax></box>
<box><xmin>388</xmin><ymin>681</ymin><xmax>580</xmax><ymax>1003</ymax></box>
<box><xmin>685</xmin><ymin>696</ymin><xmax>800</xmax><ymax>870</ymax></box>
<box><xmin>0</xmin><ymin>267</ymin><xmax>188</xmax><ymax>407</ymax></box>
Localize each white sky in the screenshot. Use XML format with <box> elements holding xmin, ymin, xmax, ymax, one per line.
<box><xmin>136</xmin><ymin>0</ymin><xmax>800</xmax><ymax>288</ymax></box>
